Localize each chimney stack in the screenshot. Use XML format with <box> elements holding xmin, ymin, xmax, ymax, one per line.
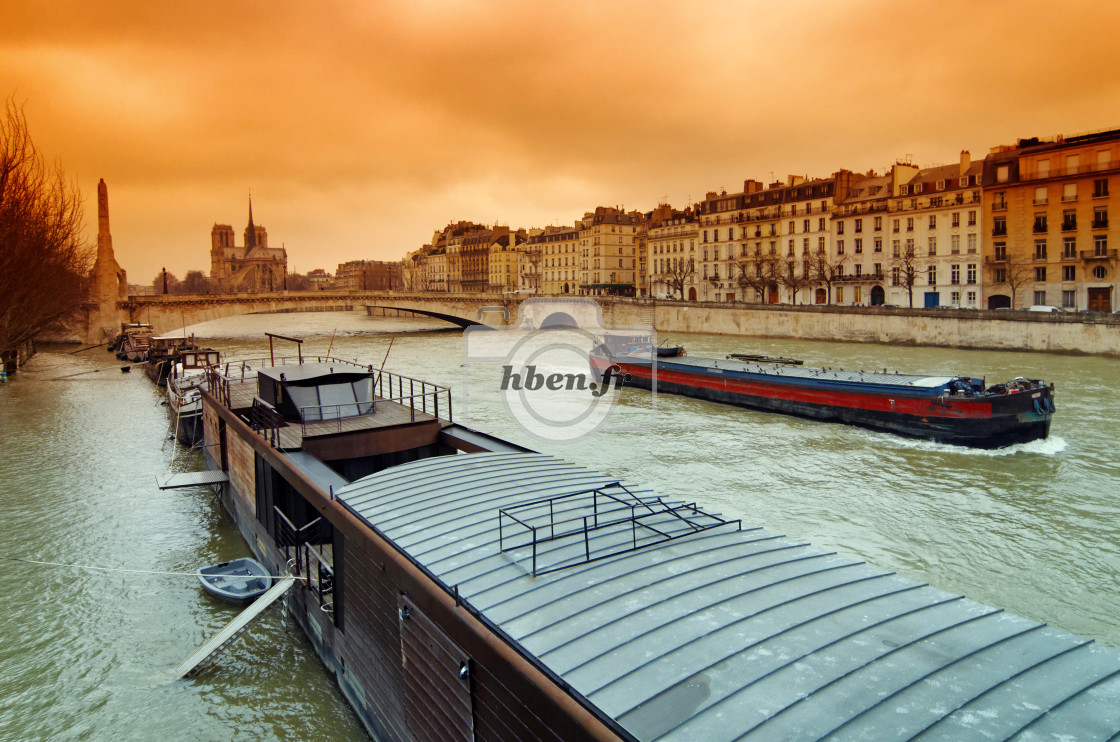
<box><xmin>960</xmin><ymin>150</ymin><xmax>971</xmax><ymax>176</ymax></box>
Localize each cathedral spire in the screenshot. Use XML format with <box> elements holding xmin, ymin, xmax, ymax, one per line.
<box><xmin>245</xmin><ymin>191</ymin><xmax>257</xmax><ymax>249</ymax></box>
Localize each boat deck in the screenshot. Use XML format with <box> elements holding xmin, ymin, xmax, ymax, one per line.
<box><xmin>224</xmin><ymin>376</ymin><xmax>446</xmax><ymax>451</ymax></box>
<box><xmin>643</xmin><ymin>354</ymin><xmax>960</xmax><ymax>389</ymax></box>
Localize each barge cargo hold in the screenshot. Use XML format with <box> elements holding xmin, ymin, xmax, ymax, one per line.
<box><xmin>193</xmin><ymin>349</ymin><xmax>1120</xmax><ymax>741</ymax></box>
<box><xmin>590</xmin><ymin>349</ymin><xmax>1054</xmax><ymax>448</ymax></box>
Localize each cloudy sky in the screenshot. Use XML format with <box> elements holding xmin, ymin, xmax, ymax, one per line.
<box><xmin>5</xmin><ymin>0</ymin><xmax>1120</xmax><ymax>283</ymax></box>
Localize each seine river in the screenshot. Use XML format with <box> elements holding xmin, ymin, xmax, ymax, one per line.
<box><xmin>2</xmin><ymin>309</ymin><xmax>1118</xmax><ymax>740</ymax></box>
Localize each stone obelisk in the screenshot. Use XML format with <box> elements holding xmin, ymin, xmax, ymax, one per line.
<box><xmin>87</xmin><ymin>179</ymin><xmax>128</xmax><ymax>344</ymax></box>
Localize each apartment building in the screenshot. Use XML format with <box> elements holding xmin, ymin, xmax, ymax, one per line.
<box><xmin>535</xmin><ymin>226</ymin><xmax>581</xmax><ymax>294</ymax></box>
<box><xmin>579</xmin><ymin>207</ymin><xmax>639</xmax><ymax>296</ymax></box>
<box><xmin>715</xmin><ymin>172</ymin><xmax>855</xmax><ymax>304</ymax></box>
<box><xmin>488</xmin><ymin>233</ymin><xmax>523</xmax><ymax>293</ymax></box>
<box><xmin>646</xmin><ymin>204</ymin><xmax>699</xmax><ymax>300</ymax></box>
<box><xmin>983</xmin><ymin>129</ymin><xmax>1120</xmax><ymax>311</ymax></box>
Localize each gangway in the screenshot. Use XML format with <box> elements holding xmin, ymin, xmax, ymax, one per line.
<box><xmin>156</xmin><ymin>470</ymin><xmax>229</xmax><ymax>490</ymax></box>
<box><xmin>173</xmin><ymin>575</ymin><xmax>295</xmax><ymax>679</ymax></box>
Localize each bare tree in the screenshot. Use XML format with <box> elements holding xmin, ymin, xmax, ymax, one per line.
<box><xmin>809</xmin><ymin>250</ymin><xmax>849</xmax><ymax>304</ymax></box>
<box><xmin>286</xmin><ymin>271</ymin><xmax>312</xmax><ymax>291</ymax></box>
<box><xmin>654</xmin><ymin>256</ymin><xmax>695</xmax><ymax>299</ymax></box>
<box><xmin>735</xmin><ymin>252</ymin><xmax>777</xmax><ymax>303</ymax></box>
<box><xmin>991</xmin><ymin>254</ymin><xmax>1034</xmax><ymax>309</ymax></box>
<box><xmin>775</xmin><ymin>253</ymin><xmax>812</xmax><ymax>305</ymax></box>
<box><xmin>0</xmin><ymin>98</ymin><xmax>92</xmax><ymax>356</ymax></box>
<box><xmin>891</xmin><ymin>243</ymin><xmax>921</xmax><ymax>308</ymax></box>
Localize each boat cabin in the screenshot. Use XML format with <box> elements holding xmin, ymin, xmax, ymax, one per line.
<box><xmin>255</xmin><ymin>363</ymin><xmax>374</xmax><ymax>422</ymax></box>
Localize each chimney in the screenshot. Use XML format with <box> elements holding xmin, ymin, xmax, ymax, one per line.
<box><xmin>960</xmin><ymin>150</ymin><xmax>971</xmax><ymax>176</ymax></box>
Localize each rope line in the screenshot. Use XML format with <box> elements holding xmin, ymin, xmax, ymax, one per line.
<box><xmin>0</xmin><ymin>555</ymin><xmax>293</xmax><ymax>580</ymax></box>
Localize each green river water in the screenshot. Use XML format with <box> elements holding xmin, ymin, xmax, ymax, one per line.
<box><xmin>1</xmin><ymin>310</ymin><xmax>1117</xmax><ymax>740</ymax></box>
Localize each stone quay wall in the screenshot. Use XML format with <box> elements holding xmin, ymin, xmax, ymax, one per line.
<box><xmin>598</xmin><ymin>299</ymin><xmax>1120</xmax><ymax>357</ymax></box>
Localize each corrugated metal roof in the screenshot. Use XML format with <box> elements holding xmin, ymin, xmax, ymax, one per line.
<box><xmin>336</xmin><ymin>452</ymin><xmax>1120</xmax><ymax>741</ymax></box>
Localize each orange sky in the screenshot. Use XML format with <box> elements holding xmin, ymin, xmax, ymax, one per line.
<box><xmin>5</xmin><ymin>0</ymin><xmax>1120</xmax><ymax>283</ymax></box>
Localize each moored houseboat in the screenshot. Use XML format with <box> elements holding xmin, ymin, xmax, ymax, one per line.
<box><xmin>191</xmin><ymin>340</ymin><xmax>1120</xmax><ymax>741</ymax></box>
<box><xmin>166</xmin><ymin>348</ymin><xmax>222</xmax><ymax>446</ymax></box>
<box><xmin>590</xmin><ymin>348</ymin><xmax>1054</xmax><ymax>448</ymax></box>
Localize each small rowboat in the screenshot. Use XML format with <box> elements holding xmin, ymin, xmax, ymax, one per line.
<box><xmin>197</xmin><ymin>558</ymin><xmax>272</xmax><ymax>605</ymax></box>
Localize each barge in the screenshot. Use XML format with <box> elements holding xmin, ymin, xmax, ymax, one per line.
<box><xmin>591</xmin><ymin>348</ymin><xmax>1054</xmax><ymax>448</ymax></box>
<box><xmin>194</xmin><ymin>345</ymin><xmax>1119</xmax><ymax>741</ymax></box>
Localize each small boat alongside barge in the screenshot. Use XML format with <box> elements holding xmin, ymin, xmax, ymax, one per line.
<box><xmin>197</xmin><ymin>558</ymin><xmax>272</xmax><ymax>605</ymax></box>
<box><xmin>591</xmin><ymin>348</ymin><xmax>1054</xmax><ymax>448</ymax></box>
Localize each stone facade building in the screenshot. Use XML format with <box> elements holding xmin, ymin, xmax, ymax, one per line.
<box><xmin>982</xmin><ymin>129</ymin><xmax>1119</xmax><ymax>311</ymax></box>
<box><xmin>210</xmin><ymin>198</ymin><xmax>287</xmax><ymax>293</ymax></box>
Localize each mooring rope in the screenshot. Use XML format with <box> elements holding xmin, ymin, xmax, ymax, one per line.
<box><xmin>0</xmin><ymin>555</ymin><xmax>293</xmax><ymax>580</ymax></box>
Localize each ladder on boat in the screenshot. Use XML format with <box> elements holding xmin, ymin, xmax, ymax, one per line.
<box><xmin>173</xmin><ymin>576</ymin><xmax>296</xmax><ymax>680</ymax></box>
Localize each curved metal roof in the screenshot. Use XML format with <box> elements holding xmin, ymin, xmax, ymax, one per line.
<box><xmin>337</xmin><ymin>452</ymin><xmax>1120</xmax><ymax>741</ymax></box>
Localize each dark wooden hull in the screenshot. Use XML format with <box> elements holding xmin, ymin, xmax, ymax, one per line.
<box><xmin>592</xmin><ymin>354</ymin><xmax>1053</xmax><ymax>448</ymax></box>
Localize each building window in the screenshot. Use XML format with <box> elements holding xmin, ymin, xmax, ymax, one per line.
<box><xmin>1035</xmin><ymin>266</ymin><xmax>1047</xmax><ymax>282</ymax></box>
<box><xmin>1034</xmin><ymin>213</ymin><xmax>1048</xmax><ymax>233</ymax></box>
<box><xmin>1063</xmin><ymin>183</ymin><xmax>1078</xmax><ymax>202</ymax></box>
<box><xmin>929</xmin><ymin>236</ymin><xmax>938</xmax><ymax>256</ymax></box>
<box><xmin>968</xmin><ymin>291</ymin><xmax>977</xmax><ymax>305</ymax></box>
<box><xmin>1034</xmin><ymin>186</ymin><xmax>1048</xmax><ymax>205</ymax></box>
<box><xmin>855</xmin><ymin>264</ymin><xmax>863</xmax><ymax>277</ymax></box>
<box><xmin>995</xmin><ymin>268</ymin><xmax>1007</xmax><ymax>283</ymax></box>
<box><xmin>967</xmin><ymin>263</ymin><xmax>977</xmax><ymax>284</ymax></box>
<box><xmin>873</xmin><ymin>262</ymin><xmax>883</xmax><ymax>277</ymax></box>
<box><xmin>950</xmin><ymin>235</ymin><xmax>959</xmax><ymax>254</ymax></box>
<box><xmin>892</xmin><ymin>219</ymin><xmax>900</xmax><ymax>233</ymax></box>
<box><xmin>1094</xmin><ymin>206</ymin><xmax>1109</xmax><ymax>229</ymax></box>
<box><xmin>803</xmin><ymin>219</ymin><xmax>811</xmax><ymax>233</ymax></box>
<box><xmin>1062</xmin><ymin>290</ymin><xmax>1076</xmax><ymax>308</ymax></box>
<box><xmin>1093</xmin><ymin>178</ymin><xmax>1110</xmax><ymax>198</ymax></box>
<box><xmin>906</xmin><ymin>217</ymin><xmax>914</xmax><ymax>232</ymax></box>
<box><xmin>1062</xmin><ymin>209</ymin><xmax>1077</xmax><ymax>231</ymax></box>
<box><xmin>993</xmin><ymin>192</ymin><xmax>1007</xmax><ymax>210</ymax></box>
<box><xmin>929</xmin><ymin>215</ymin><xmax>937</xmax><ymax>229</ymax></box>
<box><xmin>855</xmin><ymin>218</ymin><xmax>863</xmax><ymax>233</ymax></box>
<box><xmin>818</xmin><ymin>236</ymin><xmax>826</xmax><ymax>254</ymax></box>
<box><xmin>837</xmin><ymin>287</ymin><xmax>844</xmax><ymax>303</ymax></box>
<box><xmin>1093</xmin><ymin>265</ymin><xmax>1108</xmax><ymax>279</ymax></box>
<box><xmin>967</xmin><ymin>234</ymin><xmax>977</xmax><ymax>253</ymax></box>
<box><xmin>996</xmin><ymin>165</ymin><xmax>1009</xmax><ymax>183</ymax></box>
<box><xmin>854</xmin><ymin>238</ymin><xmax>863</xmax><ymax>254</ymax></box>
<box><xmin>788</xmin><ymin>220</ymin><xmax>796</xmax><ymax>234</ymax></box>
<box><xmin>1034</xmin><ymin>290</ymin><xmax>1047</xmax><ymax>305</ymax></box>
<box><xmin>994</xmin><ymin>242</ymin><xmax>1007</xmax><ymax>260</ymax></box>
<box><xmin>1095</xmin><ymin>234</ymin><xmax>1109</xmax><ymax>256</ymax></box>
<box><xmin>927</xmin><ymin>266</ymin><xmax>937</xmax><ymax>286</ymax></box>
<box><xmin>818</xmin><ymin>217</ymin><xmax>826</xmax><ymax>231</ymax></box>
<box><xmin>1063</xmin><ymin>265</ymin><xmax>1076</xmax><ymax>281</ymax></box>
<box><xmin>874</xmin><ymin>216</ymin><xmax>882</xmax><ymax>231</ymax></box>
<box><xmin>892</xmin><ymin>240</ymin><xmax>900</xmax><ymax>258</ymax></box>
<box><xmin>951</xmin><ymin>291</ymin><xmax>961</xmax><ymax>305</ymax></box>
<box><xmin>993</xmin><ymin>216</ymin><xmax>1007</xmax><ymax>236</ymax></box>
<box><xmin>1034</xmin><ymin>240</ymin><xmax>1047</xmax><ymax>260</ymax></box>
<box><xmin>837</xmin><ymin>239</ymin><xmax>845</xmax><ymax>255</ymax></box>
<box><xmin>1038</xmin><ymin>159</ymin><xmax>1051</xmax><ymax>178</ymax></box>
<box><xmin>952</xmin><ymin>212</ymin><xmax>960</xmax><ymax>228</ymax></box>
<box><xmin>1063</xmin><ymin>237</ymin><xmax>1077</xmax><ymax>258</ymax></box>
<box><xmin>874</xmin><ymin>237</ymin><xmax>882</xmax><ymax>253</ymax></box>
<box><xmin>951</xmin><ymin>264</ymin><xmax>961</xmax><ymax>284</ymax></box>
<box><xmin>968</xmin><ymin>211</ymin><xmax>976</xmax><ymax>226</ymax></box>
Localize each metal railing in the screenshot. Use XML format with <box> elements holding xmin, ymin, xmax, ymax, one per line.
<box><xmin>250</xmin><ymin>397</ymin><xmax>284</xmax><ymax>447</ymax></box>
<box><xmin>274</xmin><ymin>507</ymin><xmax>335</xmax><ymax>619</ymax></box>
<box><xmin>498</xmin><ymin>483</ymin><xmax>740</xmax><ymax>577</ymax></box>
<box><xmin>373</xmin><ymin>370</ymin><xmax>453</xmax><ymax>422</ymax></box>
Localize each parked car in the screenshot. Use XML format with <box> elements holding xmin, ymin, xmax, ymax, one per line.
<box><xmin>1028</xmin><ymin>305</ymin><xmax>1064</xmax><ymax>313</ymax></box>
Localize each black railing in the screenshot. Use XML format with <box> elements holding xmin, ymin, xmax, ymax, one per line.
<box><xmin>250</xmin><ymin>397</ymin><xmax>284</xmax><ymax>447</ymax></box>
<box><xmin>498</xmin><ymin>483</ymin><xmax>741</xmax><ymax>577</ymax></box>
<box><xmin>274</xmin><ymin>507</ymin><xmax>336</xmax><ymax>620</ymax></box>
<box><xmin>373</xmin><ymin>370</ymin><xmax>453</xmax><ymax>422</ymax></box>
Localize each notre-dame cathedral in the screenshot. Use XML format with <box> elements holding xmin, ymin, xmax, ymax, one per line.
<box><xmin>209</xmin><ymin>198</ymin><xmax>288</xmax><ymax>292</ymax></box>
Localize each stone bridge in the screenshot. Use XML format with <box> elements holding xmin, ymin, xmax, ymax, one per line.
<box><xmin>120</xmin><ymin>291</ymin><xmax>530</xmax><ymax>335</ymax></box>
